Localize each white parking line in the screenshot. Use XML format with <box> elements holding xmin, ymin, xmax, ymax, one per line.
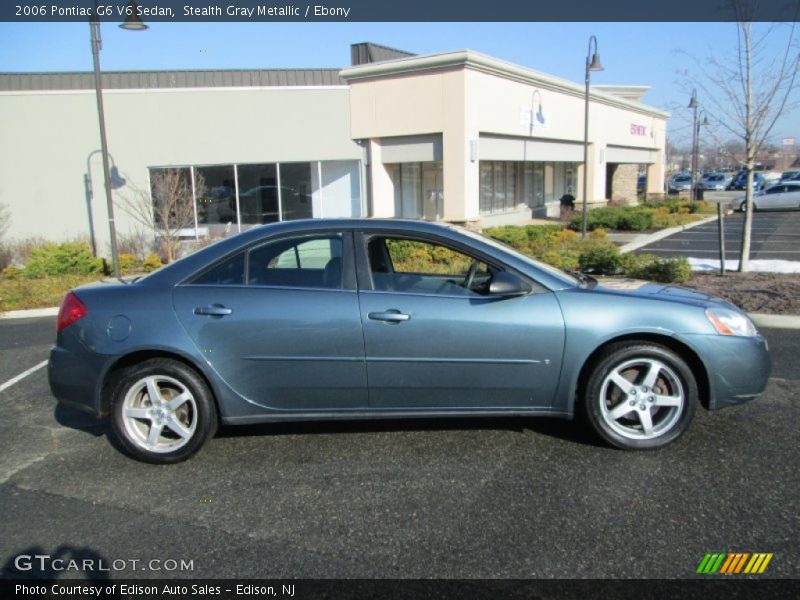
<box><xmin>0</xmin><ymin>360</ymin><xmax>48</xmax><ymax>394</ymax></box>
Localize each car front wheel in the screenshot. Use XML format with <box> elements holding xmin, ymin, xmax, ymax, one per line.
<box><xmin>110</xmin><ymin>359</ymin><xmax>218</xmax><ymax>463</ymax></box>
<box><xmin>583</xmin><ymin>343</ymin><xmax>697</xmax><ymax>450</ymax></box>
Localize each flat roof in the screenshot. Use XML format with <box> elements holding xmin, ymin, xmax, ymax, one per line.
<box><xmin>0</xmin><ymin>69</ymin><xmax>346</xmax><ymax>91</ymax></box>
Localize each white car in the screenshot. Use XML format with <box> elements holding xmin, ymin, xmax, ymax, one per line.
<box><xmin>736</xmin><ymin>182</ymin><xmax>800</xmax><ymax>212</ymax></box>
<box><xmin>700</xmin><ymin>173</ymin><xmax>730</xmax><ymax>190</ymax></box>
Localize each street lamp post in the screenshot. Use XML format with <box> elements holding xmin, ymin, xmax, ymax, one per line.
<box><xmin>688</xmin><ymin>89</ymin><xmax>699</xmax><ymax>202</ymax></box>
<box><xmin>694</xmin><ymin>110</ymin><xmax>708</xmax><ymax>187</ymax></box>
<box><xmin>89</xmin><ymin>0</ymin><xmax>147</xmax><ymax>278</ymax></box>
<box><xmin>581</xmin><ymin>35</ymin><xmax>604</xmax><ymax>238</ymax></box>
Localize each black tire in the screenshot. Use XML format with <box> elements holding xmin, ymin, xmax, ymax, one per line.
<box><xmin>110</xmin><ymin>358</ymin><xmax>218</xmax><ymax>463</ymax></box>
<box><xmin>582</xmin><ymin>343</ymin><xmax>698</xmax><ymax>450</ymax></box>
<box><xmin>740</xmin><ymin>201</ymin><xmax>747</xmax><ymax>213</ymax></box>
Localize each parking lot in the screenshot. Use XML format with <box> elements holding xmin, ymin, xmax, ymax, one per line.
<box><xmin>637</xmin><ymin>196</ymin><xmax>800</xmax><ymax>262</ymax></box>
<box><xmin>1</xmin><ymin>316</ymin><xmax>799</xmax><ymax>580</ymax></box>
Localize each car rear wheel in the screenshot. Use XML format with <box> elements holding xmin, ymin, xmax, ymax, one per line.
<box><xmin>110</xmin><ymin>359</ymin><xmax>217</xmax><ymax>463</ymax></box>
<box><xmin>583</xmin><ymin>343</ymin><xmax>697</xmax><ymax>450</ymax></box>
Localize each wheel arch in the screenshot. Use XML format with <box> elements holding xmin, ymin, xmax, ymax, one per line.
<box><xmin>99</xmin><ymin>349</ymin><xmax>220</xmax><ymax>420</ymax></box>
<box><xmin>572</xmin><ymin>333</ymin><xmax>712</xmax><ymax>413</ymax></box>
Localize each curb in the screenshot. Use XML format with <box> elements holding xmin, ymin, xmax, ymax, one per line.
<box><xmin>0</xmin><ymin>307</ymin><xmax>59</xmax><ymax>320</ymax></box>
<box><xmin>748</xmin><ymin>313</ymin><xmax>800</xmax><ymax>330</ymax></box>
<box><xmin>618</xmin><ymin>212</ymin><xmax>724</xmax><ymax>254</ymax></box>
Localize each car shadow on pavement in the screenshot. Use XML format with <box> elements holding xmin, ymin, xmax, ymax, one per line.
<box><xmin>53</xmin><ymin>404</ymin><xmax>106</xmax><ymax>438</ymax></box>
<box><xmin>216</xmin><ymin>415</ymin><xmax>605</xmax><ymax>448</ymax></box>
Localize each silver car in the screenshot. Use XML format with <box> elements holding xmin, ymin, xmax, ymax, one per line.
<box><xmin>736</xmin><ymin>182</ymin><xmax>800</xmax><ymax>212</ymax></box>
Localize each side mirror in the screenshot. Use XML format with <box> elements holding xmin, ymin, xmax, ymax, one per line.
<box><xmin>489</xmin><ymin>271</ymin><xmax>532</xmax><ymax>297</ymax></box>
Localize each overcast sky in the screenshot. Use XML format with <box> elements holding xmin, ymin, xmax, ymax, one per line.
<box><xmin>2</xmin><ymin>21</ymin><xmax>797</xmax><ymax>148</ymax></box>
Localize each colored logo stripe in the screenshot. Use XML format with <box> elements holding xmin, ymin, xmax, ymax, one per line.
<box><xmin>697</xmin><ymin>553</ymin><xmax>773</xmax><ymax>574</ymax></box>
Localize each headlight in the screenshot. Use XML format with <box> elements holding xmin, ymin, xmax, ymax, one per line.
<box><xmin>705</xmin><ymin>308</ymin><xmax>758</xmax><ymax>337</ymax></box>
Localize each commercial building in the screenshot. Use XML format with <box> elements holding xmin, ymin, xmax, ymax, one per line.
<box><xmin>0</xmin><ymin>42</ymin><xmax>668</xmax><ymax>254</ymax></box>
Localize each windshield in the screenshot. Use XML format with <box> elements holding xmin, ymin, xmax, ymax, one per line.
<box><xmin>455</xmin><ymin>227</ymin><xmax>581</xmax><ymax>287</ymax></box>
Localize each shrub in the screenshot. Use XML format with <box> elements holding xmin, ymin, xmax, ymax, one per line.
<box><xmin>24</xmin><ymin>241</ymin><xmax>103</xmax><ymax>278</ymax></box>
<box><xmin>2</xmin><ymin>266</ymin><xmax>23</xmax><ymax>279</ymax></box>
<box><xmin>625</xmin><ymin>255</ymin><xmax>692</xmax><ymax>283</ymax></box>
<box><xmin>579</xmin><ymin>245</ymin><xmax>622</xmax><ymax>275</ymax></box>
<box><xmin>118</xmin><ymin>253</ymin><xmax>138</xmax><ymax>275</ymax></box>
<box><xmin>142</xmin><ymin>252</ymin><xmax>163</xmax><ymax>272</ymax></box>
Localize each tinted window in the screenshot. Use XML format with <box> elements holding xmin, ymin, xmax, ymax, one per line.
<box><xmin>248</xmin><ymin>235</ymin><xmax>343</xmax><ymax>289</ymax></box>
<box><xmin>192</xmin><ymin>252</ymin><xmax>245</xmax><ymax>285</ymax></box>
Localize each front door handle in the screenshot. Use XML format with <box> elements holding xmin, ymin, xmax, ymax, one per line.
<box><xmin>368</xmin><ymin>310</ymin><xmax>410</xmax><ymax>323</ymax></box>
<box><xmin>194</xmin><ymin>305</ymin><xmax>233</xmax><ymax>317</ymax></box>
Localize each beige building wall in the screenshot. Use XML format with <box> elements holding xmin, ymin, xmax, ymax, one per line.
<box><xmin>343</xmin><ymin>51</ymin><xmax>668</xmax><ymax>224</ymax></box>
<box><xmin>0</xmin><ymin>87</ymin><xmax>362</xmax><ymax>250</ymax></box>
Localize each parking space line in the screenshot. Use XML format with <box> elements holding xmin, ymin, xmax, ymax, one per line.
<box><xmin>0</xmin><ymin>360</ymin><xmax>48</xmax><ymax>394</ymax></box>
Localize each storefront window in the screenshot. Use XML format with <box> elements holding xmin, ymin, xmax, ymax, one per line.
<box><xmin>195</xmin><ymin>165</ymin><xmax>236</xmax><ymax>231</ymax></box>
<box><xmin>279</xmin><ymin>162</ymin><xmax>313</xmax><ymax>221</ymax></box>
<box><xmin>480</xmin><ymin>161</ymin><xmax>523</xmax><ymax>214</ymax></box>
<box><xmin>237</xmin><ymin>163</ymin><xmax>278</xmax><ymax>224</ymax></box>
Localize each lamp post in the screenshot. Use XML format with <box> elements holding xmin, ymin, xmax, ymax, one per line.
<box><xmin>688</xmin><ymin>89</ymin><xmax>699</xmax><ymax>202</ymax></box>
<box><xmin>90</xmin><ymin>0</ymin><xmax>147</xmax><ymax>278</ymax></box>
<box><xmin>694</xmin><ymin>110</ymin><xmax>708</xmax><ymax>186</ymax></box>
<box><xmin>581</xmin><ymin>35</ymin><xmax>604</xmax><ymax>238</ymax></box>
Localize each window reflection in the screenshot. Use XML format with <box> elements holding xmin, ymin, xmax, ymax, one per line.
<box><xmin>237</xmin><ymin>163</ymin><xmax>278</xmax><ymax>224</ymax></box>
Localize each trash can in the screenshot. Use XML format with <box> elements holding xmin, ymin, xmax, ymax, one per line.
<box><xmin>695</xmin><ymin>184</ymin><xmax>704</xmax><ymax>200</ymax></box>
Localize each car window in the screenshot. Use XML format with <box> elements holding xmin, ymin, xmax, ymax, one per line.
<box><xmin>191</xmin><ymin>252</ymin><xmax>245</xmax><ymax>285</ymax></box>
<box><xmin>367</xmin><ymin>236</ymin><xmax>493</xmax><ymax>297</ymax></box>
<box><xmin>248</xmin><ymin>234</ymin><xmax>343</xmax><ymax>289</ymax></box>
<box><xmin>766</xmin><ymin>186</ymin><xmax>785</xmax><ymax>194</ymax></box>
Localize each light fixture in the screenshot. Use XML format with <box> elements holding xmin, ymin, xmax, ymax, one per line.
<box><xmin>119</xmin><ymin>1</ymin><xmax>149</xmax><ymax>31</ymax></box>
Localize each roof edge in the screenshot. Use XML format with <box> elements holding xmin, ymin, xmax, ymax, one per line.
<box><xmin>340</xmin><ymin>50</ymin><xmax>670</xmax><ymax>119</ymax></box>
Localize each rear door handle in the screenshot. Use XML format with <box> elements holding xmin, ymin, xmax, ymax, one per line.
<box><xmin>368</xmin><ymin>310</ymin><xmax>410</xmax><ymax>323</ymax></box>
<box><xmin>194</xmin><ymin>305</ymin><xmax>233</xmax><ymax>317</ymax></box>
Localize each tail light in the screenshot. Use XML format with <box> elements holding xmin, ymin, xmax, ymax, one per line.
<box><xmin>57</xmin><ymin>292</ymin><xmax>88</xmax><ymax>331</ymax></box>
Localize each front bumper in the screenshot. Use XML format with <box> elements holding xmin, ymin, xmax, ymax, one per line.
<box><xmin>681</xmin><ymin>334</ymin><xmax>770</xmax><ymax>410</ymax></box>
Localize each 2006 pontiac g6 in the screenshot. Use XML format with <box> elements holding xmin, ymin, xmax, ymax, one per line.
<box><xmin>49</xmin><ymin>219</ymin><xmax>770</xmax><ymax>463</ymax></box>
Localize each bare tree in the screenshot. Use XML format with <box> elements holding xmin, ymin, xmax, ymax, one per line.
<box><xmin>679</xmin><ymin>4</ymin><xmax>799</xmax><ymax>271</ymax></box>
<box><xmin>116</xmin><ymin>169</ymin><xmax>203</xmax><ymax>263</ymax></box>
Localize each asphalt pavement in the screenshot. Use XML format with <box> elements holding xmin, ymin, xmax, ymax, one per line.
<box><xmin>635</xmin><ymin>199</ymin><xmax>800</xmax><ymax>262</ymax></box>
<box><xmin>0</xmin><ymin>317</ymin><xmax>798</xmax><ymax>580</ymax></box>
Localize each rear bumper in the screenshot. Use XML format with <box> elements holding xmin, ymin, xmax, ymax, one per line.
<box><xmin>49</xmin><ymin>346</ymin><xmax>105</xmax><ymax>417</ymax></box>
<box><xmin>681</xmin><ymin>334</ymin><xmax>770</xmax><ymax>410</ymax></box>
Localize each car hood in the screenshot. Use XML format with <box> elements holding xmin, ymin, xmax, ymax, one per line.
<box><xmin>589</xmin><ymin>277</ymin><xmax>739</xmax><ymax>310</ymax></box>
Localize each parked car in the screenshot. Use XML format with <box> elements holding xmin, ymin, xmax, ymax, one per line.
<box><xmin>700</xmin><ymin>173</ymin><xmax>730</xmax><ymax>191</ymax></box>
<box><xmin>780</xmin><ymin>170</ymin><xmax>800</xmax><ymax>182</ymax></box>
<box><xmin>49</xmin><ymin>219</ymin><xmax>770</xmax><ymax>463</ymax></box>
<box><xmin>734</xmin><ymin>181</ymin><xmax>800</xmax><ymax>212</ymax></box>
<box><xmin>727</xmin><ymin>171</ymin><xmax>766</xmax><ymax>191</ymax></box>
<box><xmin>667</xmin><ymin>173</ymin><xmax>693</xmax><ymax>193</ymax></box>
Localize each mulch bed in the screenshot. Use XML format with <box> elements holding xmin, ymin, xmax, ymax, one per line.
<box><xmin>683</xmin><ymin>272</ymin><xmax>800</xmax><ymax>315</ymax></box>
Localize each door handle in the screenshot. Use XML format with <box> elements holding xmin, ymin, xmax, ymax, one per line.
<box><xmin>368</xmin><ymin>310</ymin><xmax>410</xmax><ymax>323</ymax></box>
<box><xmin>194</xmin><ymin>305</ymin><xmax>233</xmax><ymax>317</ymax></box>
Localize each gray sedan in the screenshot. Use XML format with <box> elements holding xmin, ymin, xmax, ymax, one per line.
<box><xmin>49</xmin><ymin>219</ymin><xmax>770</xmax><ymax>463</ymax></box>
<box><xmin>736</xmin><ymin>182</ymin><xmax>800</xmax><ymax>211</ymax></box>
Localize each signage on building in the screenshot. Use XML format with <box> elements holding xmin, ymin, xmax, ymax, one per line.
<box><xmin>630</xmin><ymin>124</ymin><xmax>647</xmax><ymax>136</ymax></box>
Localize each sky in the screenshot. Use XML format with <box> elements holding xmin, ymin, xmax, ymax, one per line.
<box><xmin>1</xmin><ymin>21</ymin><xmax>798</xmax><ymax>148</ymax></box>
